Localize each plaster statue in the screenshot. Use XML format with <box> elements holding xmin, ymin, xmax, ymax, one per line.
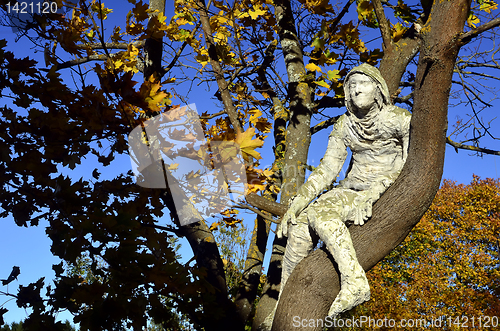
<box><xmin>261</xmin><ymin>63</ymin><xmax>411</xmax><ymax>329</ymax></box>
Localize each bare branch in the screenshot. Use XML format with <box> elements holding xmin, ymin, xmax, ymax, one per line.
<box><xmin>394</xmin><ymin>92</ymin><xmax>413</xmax><ymax>106</ymax></box>
<box><xmin>457</xmin><ymin>70</ymin><xmax>500</xmax><ymax>81</ymax></box>
<box><xmin>163</xmin><ymin>21</ymin><xmax>202</xmax><ymax>76</ymax></box>
<box><xmin>310</xmin><ymin>115</ymin><xmax>340</xmax><ymax>135</ymax></box>
<box><xmin>236</xmin><ymin>202</ymin><xmax>280</xmax><ymax>224</ymax></box>
<box><xmin>460</xmin><ymin>17</ymin><xmax>500</xmax><ymax>45</ymax></box>
<box><xmin>195</xmin><ymin>0</ymin><xmax>243</xmax><ymax>134</ymax></box>
<box><xmin>457</xmin><ymin>62</ymin><xmax>500</xmax><ymax>70</ymax></box>
<box><xmin>372</xmin><ymin>0</ymin><xmax>392</xmax><ymax>52</ymax></box>
<box><xmin>446</xmin><ymin>137</ymin><xmax>500</xmax><ymax>155</ymax></box>
<box><xmin>50</xmin><ymin>54</ymin><xmax>108</xmax><ymax>71</ymax></box>
<box><xmin>452</xmin><ymin>79</ymin><xmax>493</xmax><ymax>107</ymax></box>
<box><xmin>330</xmin><ymin>0</ymin><xmax>356</xmax><ymax>32</ymax></box>
<box><xmin>76</xmin><ymin>41</ymin><xmax>145</xmax><ymax>50</ymax></box>
<box><xmin>199</xmin><ymin>110</ymin><xmax>226</xmax><ymax>119</ymax></box>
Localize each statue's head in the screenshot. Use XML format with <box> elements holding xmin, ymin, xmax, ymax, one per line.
<box><xmin>344</xmin><ymin>63</ymin><xmax>391</xmax><ymax>117</ymax></box>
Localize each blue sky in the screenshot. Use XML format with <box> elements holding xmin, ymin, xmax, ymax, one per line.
<box><xmin>1</xmin><ymin>0</ymin><xmax>499</xmax><ymax>326</ymax></box>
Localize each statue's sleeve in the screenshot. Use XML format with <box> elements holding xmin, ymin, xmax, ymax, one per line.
<box><xmin>290</xmin><ymin>115</ymin><xmax>348</xmax><ymax>214</ymax></box>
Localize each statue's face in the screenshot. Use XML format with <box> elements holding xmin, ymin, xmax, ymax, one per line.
<box><xmin>348</xmin><ymin>73</ymin><xmax>378</xmax><ymax>115</ymax></box>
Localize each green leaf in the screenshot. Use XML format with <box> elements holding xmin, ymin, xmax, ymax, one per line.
<box><xmin>327</xmin><ymin>70</ymin><xmax>341</xmax><ymax>81</ymax></box>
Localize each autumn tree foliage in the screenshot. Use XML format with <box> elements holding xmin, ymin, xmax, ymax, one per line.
<box><xmin>0</xmin><ymin>0</ymin><xmax>499</xmax><ymax>330</ymax></box>
<box><xmin>339</xmin><ymin>176</ymin><xmax>500</xmax><ymax>330</ymax></box>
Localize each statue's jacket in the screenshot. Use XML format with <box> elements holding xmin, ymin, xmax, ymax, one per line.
<box><xmin>291</xmin><ymin>64</ymin><xmax>412</xmax><ymax>220</ymax></box>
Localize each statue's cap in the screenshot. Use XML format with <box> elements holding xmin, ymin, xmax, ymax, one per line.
<box><xmin>344</xmin><ymin>63</ymin><xmax>391</xmax><ymax>105</ymax></box>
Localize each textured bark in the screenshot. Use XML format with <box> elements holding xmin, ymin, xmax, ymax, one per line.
<box><xmin>144</xmin><ymin>0</ymin><xmax>165</xmax><ymax>79</ymax></box>
<box><xmin>253</xmin><ymin>0</ymin><xmax>315</xmax><ymax>327</ymax></box>
<box><xmin>379</xmin><ymin>36</ymin><xmax>420</xmax><ymax>98</ymax></box>
<box><xmin>160</xmin><ymin>189</ymin><xmax>244</xmax><ymax>331</ymax></box>
<box><xmin>234</xmin><ymin>95</ymin><xmax>289</xmax><ymax>322</ymax></box>
<box><xmin>234</xmin><ymin>213</ymin><xmax>271</xmax><ymax>321</ymax></box>
<box><xmin>245</xmin><ymin>193</ymin><xmax>287</xmax><ymax>217</ymax></box>
<box><xmin>270</xmin><ymin>0</ymin><xmax>471</xmax><ymax>329</ymax></box>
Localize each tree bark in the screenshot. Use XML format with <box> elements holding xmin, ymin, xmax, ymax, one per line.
<box><xmin>270</xmin><ymin>0</ymin><xmax>471</xmax><ymax>329</ymax></box>
<box><xmin>253</xmin><ymin>0</ymin><xmax>315</xmax><ymax>327</ymax></box>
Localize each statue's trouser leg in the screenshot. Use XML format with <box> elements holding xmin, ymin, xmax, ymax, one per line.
<box><xmin>307</xmin><ymin>207</ymin><xmax>370</xmax><ymax>317</ymax></box>
<box><xmin>260</xmin><ymin>216</ymin><xmax>316</xmax><ymax>330</ymax></box>
<box><xmin>281</xmin><ymin>218</ymin><xmax>317</xmax><ymax>290</ymax></box>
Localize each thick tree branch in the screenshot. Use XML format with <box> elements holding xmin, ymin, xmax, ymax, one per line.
<box><xmin>253</xmin><ymin>0</ymin><xmax>316</xmax><ymax>327</ymax></box>
<box><xmin>460</xmin><ymin>17</ymin><xmax>500</xmax><ymax>45</ymax></box>
<box><xmin>245</xmin><ymin>193</ymin><xmax>287</xmax><ymax>217</ymax></box>
<box><xmin>315</xmin><ymin>95</ymin><xmax>345</xmax><ymax>111</ymax></box>
<box><xmin>446</xmin><ymin>137</ymin><xmax>500</xmax><ymax>155</ymax></box>
<box><xmin>237</xmin><ymin>202</ymin><xmax>280</xmax><ymax>223</ymax></box>
<box><xmin>233</xmin><ymin>39</ymin><xmax>287</xmax><ymax>319</ymax></box>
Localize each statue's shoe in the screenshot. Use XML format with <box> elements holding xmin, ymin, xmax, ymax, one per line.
<box><xmin>328</xmin><ymin>272</ymin><xmax>371</xmax><ymax>317</ymax></box>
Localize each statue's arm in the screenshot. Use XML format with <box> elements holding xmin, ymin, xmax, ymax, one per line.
<box><xmin>277</xmin><ymin>117</ymin><xmax>348</xmax><ymax>238</ymax></box>
<box><xmin>291</xmin><ymin>116</ymin><xmax>348</xmax><ymax>215</ymax></box>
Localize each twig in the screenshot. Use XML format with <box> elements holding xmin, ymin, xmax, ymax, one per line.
<box><xmin>310</xmin><ymin>115</ymin><xmax>341</xmax><ymax>134</ymax></box>
<box><xmin>236</xmin><ymin>203</ymin><xmax>280</xmax><ymax>224</ymax></box>
<box><xmin>446</xmin><ymin>137</ymin><xmax>500</xmax><ymax>156</ymax></box>
<box><xmin>330</xmin><ymin>0</ymin><xmax>356</xmax><ymax>32</ymax></box>
<box><xmin>199</xmin><ymin>109</ymin><xmax>226</xmax><ymax>119</ymax></box>
<box><xmin>460</xmin><ymin>17</ymin><xmax>500</xmax><ymax>45</ymax></box>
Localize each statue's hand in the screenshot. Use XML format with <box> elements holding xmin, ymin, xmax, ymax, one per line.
<box><xmin>276</xmin><ymin>208</ymin><xmax>296</xmax><ymax>239</ymax></box>
<box><xmin>352</xmin><ymin>195</ymin><xmax>373</xmax><ymax>226</ymax></box>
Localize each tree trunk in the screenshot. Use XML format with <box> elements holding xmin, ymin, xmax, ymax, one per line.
<box><xmin>253</xmin><ymin>0</ymin><xmax>315</xmax><ymax>326</ymax></box>
<box><xmin>270</xmin><ymin>1</ymin><xmax>471</xmax><ymax>329</ymax></box>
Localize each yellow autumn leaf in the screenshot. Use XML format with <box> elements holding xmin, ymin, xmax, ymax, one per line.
<box><xmin>391</xmin><ymin>23</ymin><xmax>406</xmax><ymax>43</ymax></box>
<box><xmin>327</xmin><ymin>70</ymin><xmax>341</xmax><ymax>81</ymax></box>
<box><xmin>314</xmin><ymin>80</ymin><xmax>330</xmax><ymax>89</ymax></box>
<box><xmin>167</xmin><ymin>163</ymin><xmax>179</xmax><ymax>170</ymax></box>
<box><xmin>249</xmin><ymin>109</ymin><xmax>263</xmax><ymax>125</ymax></box>
<box><xmin>467</xmin><ymin>13</ymin><xmax>480</xmax><ymax>28</ymax></box>
<box><xmin>234</xmin><ymin>127</ymin><xmax>264</xmax><ymax>161</ymax></box>
<box><xmin>139</xmin><ymin>75</ymin><xmax>170</xmax><ymax>112</ymax></box>
<box><xmin>480</xmin><ymin>0</ymin><xmax>498</xmax><ymax>14</ymax></box>
<box><xmin>305</xmin><ymin>63</ymin><xmax>323</xmax><ymax>73</ymax></box>
<box><xmin>209</xmin><ymin>221</ymin><xmax>220</xmax><ymax>231</ymax></box>
<box><xmin>248</xmin><ymin>6</ymin><xmax>266</xmax><ymax>20</ymax></box>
